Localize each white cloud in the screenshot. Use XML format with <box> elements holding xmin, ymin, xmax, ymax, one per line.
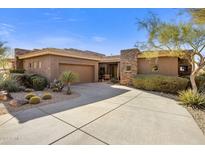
<box><xmin>92</xmin><ymin>36</ymin><xmax>106</xmax><ymax>43</ymax></box>
<box><xmin>43</xmin><ymin>11</ymin><xmax>81</xmax><ymax>23</ymax></box>
<box><xmin>0</xmin><ymin>23</ymin><xmax>15</xmax><ymax>38</ymax></box>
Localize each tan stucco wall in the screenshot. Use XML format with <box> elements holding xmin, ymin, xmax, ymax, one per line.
<box><xmin>49</xmin><ymin>55</ymin><xmax>99</xmax><ymax>81</ymax></box>
<box><xmin>22</xmin><ymin>55</ymin><xmax>99</xmax><ymax>82</ymax></box>
<box><xmin>137</xmin><ymin>57</ymin><xmax>178</xmax><ymax>76</ymax></box>
<box><xmin>23</xmin><ymin>55</ymin><xmax>52</xmax><ymax>79</ymax></box>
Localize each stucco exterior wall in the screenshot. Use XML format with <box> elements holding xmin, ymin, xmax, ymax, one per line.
<box><xmin>49</xmin><ymin>55</ymin><xmax>99</xmax><ymax>81</ymax></box>
<box><xmin>23</xmin><ymin>55</ymin><xmax>52</xmax><ymax>79</ymax></box>
<box><xmin>137</xmin><ymin>57</ymin><xmax>179</xmax><ymax>76</ymax></box>
<box><xmin>22</xmin><ymin>55</ymin><xmax>99</xmax><ymax>82</ymax></box>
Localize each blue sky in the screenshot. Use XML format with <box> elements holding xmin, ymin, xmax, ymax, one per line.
<box><xmin>0</xmin><ymin>8</ymin><xmax>189</xmax><ymax>55</ymax></box>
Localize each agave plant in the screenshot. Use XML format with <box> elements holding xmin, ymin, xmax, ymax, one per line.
<box><xmin>60</xmin><ymin>71</ymin><xmax>78</xmax><ymax>95</ymax></box>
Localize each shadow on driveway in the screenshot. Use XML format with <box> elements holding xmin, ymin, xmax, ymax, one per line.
<box><xmin>10</xmin><ymin>83</ymin><xmax>130</xmax><ymax>123</ymax></box>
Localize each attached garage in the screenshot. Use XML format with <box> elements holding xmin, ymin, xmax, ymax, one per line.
<box><xmin>16</xmin><ymin>48</ymin><xmax>101</xmax><ymax>82</ymax></box>
<box><xmin>59</xmin><ymin>63</ymin><xmax>95</xmax><ymax>83</ymax></box>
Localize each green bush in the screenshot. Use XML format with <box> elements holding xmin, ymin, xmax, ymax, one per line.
<box><xmin>179</xmin><ymin>89</ymin><xmax>205</xmax><ymax>106</ymax></box>
<box><xmin>132</xmin><ymin>75</ymin><xmax>189</xmax><ymax>94</ymax></box>
<box><xmin>0</xmin><ymin>78</ymin><xmax>21</xmax><ymax>92</ymax></box>
<box><xmin>32</xmin><ymin>77</ymin><xmax>46</xmax><ymax>91</ymax></box>
<box><xmin>12</xmin><ymin>73</ymin><xmax>33</xmax><ymax>88</ymax></box>
<box><xmin>42</xmin><ymin>92</ymin><xmax>52</xmax><ymax>100</ymax></box>
<box><xmin>9</xmin><ymin>69</ymin><xmax>25</xmax><ymax>74</ymax></box>
<box><xmin>12</xmin><ymin>73</ymin><xmax>48</xmax><ymax>91</ymax></box>
<box><xmin>29</xmin><ymin>96</ymin><xmax>41</xmax><ymax>104</ymax></box>
<box><xmin>25</xmin><ymin>93</ymin><xmax>36</xmax><ymax>100</ymax></box>
<box><xmin>30</xmin><ymin>74</ymin><xmax>48</xmax><ymax>91</ymax></box>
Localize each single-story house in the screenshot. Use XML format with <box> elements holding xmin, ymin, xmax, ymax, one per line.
<box><xmin>14</xmin><ymin>48</ymin><xmax>191</xmax><ymax>85</ymax></box>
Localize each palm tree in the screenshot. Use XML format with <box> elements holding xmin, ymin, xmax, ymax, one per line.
<box><xmin>60</xmin><ymin>71</ymin><xmax>78</xmax><ymax>95</ymax></box>
<box><xmin>0</xmin><ymin>42</ymin><xmax>9</xmax><ymax>71</ymax></box>
<box><xmin>0</xmin><ymin>41</ymin><xmax>9</xmax><ymax>55</ymax></box>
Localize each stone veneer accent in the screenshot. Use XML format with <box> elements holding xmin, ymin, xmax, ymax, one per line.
<box><xmin>120</xmin><ymin>48</ymin><xmax>140</xmax><ymax>85</ymax></box>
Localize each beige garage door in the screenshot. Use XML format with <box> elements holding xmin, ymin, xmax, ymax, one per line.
<box><xmin>59</xmin><ymin>64</ymin><xmax>94</xmax><ymax>83</ymax></box>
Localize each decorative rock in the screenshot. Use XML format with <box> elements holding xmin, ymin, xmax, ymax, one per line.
<box><xmin>19</xmin><ymin>86</ymin><xmax>26</xmax><ymax>91</ymax></box>
<box><xmin>0</xmin><ymin>91</ymin><xmax>13</xmax><ymax>101</ymax></box>
<box><xmin>24</xmin><ymin>88</ymin><xmax>34</xmax><ymax>92</ymax></box>
<box><xmin>9</xmin><ymin>99</ymin><xmax>28</xmax><ymax>107</ymax></box>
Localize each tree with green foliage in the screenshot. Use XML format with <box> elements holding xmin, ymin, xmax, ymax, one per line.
<box><xmin>60</xmin><ymin>71</ymin><xmax>78</xmax><ymax>95</ymax></box>
<box><xmin>189</xmin><ymin>9</ymin><xmax>205</xmax><ymax>24</ymax></box>
<box><xmin>136</xmin><ymin>13</ymin><xmax>205</xmax><ymax>92</ymax></box>
<box><xmin>0</xmin><ymin>41</ymin><xmax>10</xmax><ymax>71</ymax></box>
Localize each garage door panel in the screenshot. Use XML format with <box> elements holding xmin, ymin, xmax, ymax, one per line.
<box><xmin>59</xmin><ymin>64</ymin><xmax>94</xmax><ymax>83</ymax></box>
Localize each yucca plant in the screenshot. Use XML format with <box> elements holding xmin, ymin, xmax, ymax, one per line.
<box><xmin>60</xmin><ymin>71</ymin><xmax>78</xmax><ymax>95</ymax></box>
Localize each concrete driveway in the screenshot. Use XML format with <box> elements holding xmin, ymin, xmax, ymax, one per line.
<box><xmin>0</xmin><ymin>83</ymin><xmax>205</xmax><ymax>144</ymax></box>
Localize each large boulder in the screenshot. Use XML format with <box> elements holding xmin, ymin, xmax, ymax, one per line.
<box><xmin>0</xmin><ymin>91</ymin><xmax>13</xmax><ymax>101</ymax></box>
<box><xmin>9</xmin><ymin>99</ymin><xmax>28</xmax><ymax>107</ymax></box>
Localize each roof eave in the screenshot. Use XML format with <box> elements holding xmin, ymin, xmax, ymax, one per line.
<box><xmin>18</xmin><ymin>50</ymin><xmax>101</xmax><ymax>61</ymax></box>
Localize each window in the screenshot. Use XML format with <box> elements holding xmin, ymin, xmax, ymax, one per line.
<box><xmin>180</xmin><ymin>65</ymin><xmax>188</xmax><ymax>72</ymax></box>
<box><xmin>34</xmin><ymin>62</ymin><xmax>37</xmax><ymax>69</ymax></box>
<box><xmin>29</xmin><ymin>63</ymin><xmax>32</xmax><ymax>68</ymax></box>
<box><xmin>152</xmin><ymin>65</ymin><xmax>159</xmax><ymax>72</ymax></box>
<box><xmin>39</xmin><ymin>61</ymin><xmax>42</xmax><ymax>69</ymax></box>
<box><xmin>126</xmin><ymin>65</ymin><xmax>131</xmax><ymax>71</ymax></box>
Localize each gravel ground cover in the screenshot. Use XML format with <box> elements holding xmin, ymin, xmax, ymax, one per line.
<box><xmin>0</xmin><ymin>89</ymin><xmax>80</xmax><ymax>115</ymax></box>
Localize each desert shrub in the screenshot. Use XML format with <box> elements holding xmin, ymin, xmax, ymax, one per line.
<box><xmin>32</xmin><ymin>77</ymin><xmax>46</xmax><ymax>91</ymax></box>
<box><xmin>25</xmin><ymin>93</ymin><xmax>36</xmax><ymax>100</ymax></box>
<box><xmin>0</xmin><ymin>78</ymin><xmax>21</xmax><ymax>92</ymax></box>
<box><xmin>179</xmin><ymin>89</ymin><xmax>205</xmax><ymax>106</ymax></box>
<box><xmin>0</xmin><ymin>72</ymin><xmax>9</xmax><ymax>82</ymax></box>
<box><xmin>9</xmin><ymin>69</ymin><xmax>25</xmax><ymax>74</ymax></box>
<box><xmin>13</xmin><ymin>73</ymin><xmax>48</xmax><ymax>91</ymax></box>
<box><xmin>132</xmin><ymin>75</ymin><xmax>189</xmax><ymax>94</ymax></box>
<box><xmin>29</xmin><ymin>96</ymin><xmax>41</xmax><ymax>104</ymax></box>
<box><xmin>12</xmin><ymin>73</ymin><xmax>33</xmax><ymax>88</ymax></box>
<box><xmin>42</xmin><ymin>92</ymin><xmax>52</xmax><ymax>100</ymax></box>
<box><xmin>50</xmin><ymin>79</ymin><xmax>64</xmax><ymax>92</ymax></box>
<box><xmin>30</xmin><ymin>74</ymin><xmax>48</xmax><ymax>90</ymax></box>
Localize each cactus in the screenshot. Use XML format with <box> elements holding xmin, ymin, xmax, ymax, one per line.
<box><xmin>42</xmin><ymin>92</ymin><xmax>52</xmax><ymax>100</ymax></box>
<box><xmin>25</xmin><ymin>93</ymin><xmax>36</xmax><ymax>100</ymax></box>
<box><xmin>29</xmin><ymin>96</ymin><xmax>41</xmax><ymax>104</ymax></box>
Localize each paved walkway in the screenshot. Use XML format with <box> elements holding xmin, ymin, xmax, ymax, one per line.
<box><xmin>0</xmin><ymin>83</ymin><xmax>205</xmax><ymax>144</ymax></box>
